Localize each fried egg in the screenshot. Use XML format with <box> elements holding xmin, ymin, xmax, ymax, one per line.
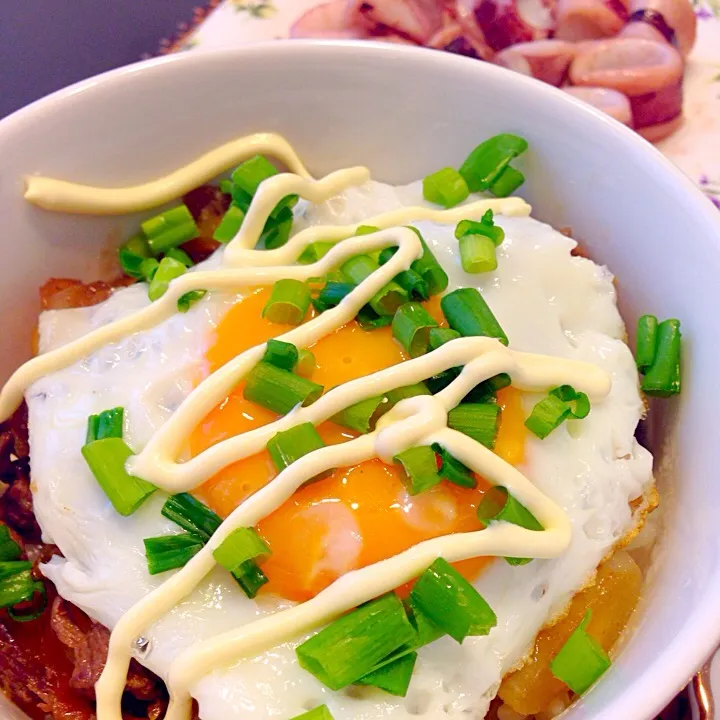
<box><xmin>27</xmin><ymin>178</ymin><xmax>653</xmax><ymax>719</ymax></box>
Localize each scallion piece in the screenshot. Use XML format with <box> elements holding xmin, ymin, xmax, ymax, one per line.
<box><xmin>459</xmin><ymin>134</ymin><xmax>529</xmax><ymax>193</ymax></box>
<box><xmin>463</xmin><ymin>372</ymin><xmax>511</xmax><ymax>404</ymax></box>
<box><xmin>267</xmin><ymin>422</ymin><xmax>326</xmax><ymax>472</ymax></box>
<box><xmin>86</xmin><ymin>407</ymin><xmax>124</xmax><ymax>444</ymax></box>
<box><xmin>641</xmin><ymin>318</ymin><xmax>681</xmax><ymax>397</ymax></box>
<box><xmin>550</xmin><ymin>611</ymin><xmax>611</xmax><ymax>695</ymax></box>
<box><xmin>378</xmin><ymin>251</ymin><xmax>431</xmax><ymax>301</ymax></box>
<box><xmin>263</xmin><ymin>279</ymin><xmax>311</xmax><ymax>325</ymax></box>
<box><xmin>81</xmin><ymin>438</ymin><xmax>155</xmax><ymax>516</ymax></box>
<box><xmin>406</xmin><ymin>228</ymin><xmax>449</xmax><ymax>296</ymax></box>
<box><xmin>312</xmin><ymin>281</ymin><xmax>355</xmax><ymax>312</ymax></box>
<box><xmin>428</xmin><ymin>327</ymin><xmax>461</xmax><ymax>351</ymax></box>
<box><xmin>0</xmin><ymin>526</ymin><xmax>20</xmax><ymax>562</ymax></box>
<box><xmin>296</xmin><ymin>349</ymin><xmax>316</xmax><ymax>378</ymax></box>
<box><xmin>230</xmin><ymin>559</ymin><xmax>268</xmax><ymax>598</ymax></box>
<box><xmin>459</xmin><ymin>234</ymin><xmax>497</xmax><ymax>274</ymax></box>
<box><xmin>291</xmin><ymin>706</ymin><xmax>335</xmax><ymax>720</ymax></box>
<box><xmin>177</xmin><ymin>289</ymin><xmax>207</xmax><ymax>313</ymax></box>
<box><xmin>162</xmin><ymin>493</ymin><xmax>221</xmax><ymax>542</ymax></box>
<box><xmin>431</xmin><ymin>443</ymin><xmax>476</xmax><ymax>489</ymax></box>
<box><xmin>332</xmin><ymin>395</ymin><xmax>386</xmax><ymax>434</ymax></box>
<box><xmin>148</xmin><ymin>257</ymin><xmax>186</xmax><ymax>302</ymax></box>
<box><xmin>455</xmin><ymin>210</ymin><xmax>505</xmax><ymax>247</ymax></box>
<box><xmin>7</xmin><ymin>582</ymin><xmax>47</xmax><ymax>623</ymax></box>
<box><xmin>213</xmin><ymin>527</ymin><xmax>270</xmax><ymax>571</ymax></box>
<box><xmin>635</xmin><ymin>314</ymin><xmax>658</xmax><ymax>373</ymax></box>
<box><xmin>0</xmin><ymin>561</ymin><xmax>43</xmax><ymax>609</ymax></box>
<box><xmin>219</xmin><ymin>178</ymin><xmax>233</xmax><ymax>195</ymax></box>
<box><xmin>165</xmin><ymin>247</ymin><xmax>194</xmax><ymax>268</ymax></box>
<box><xmin>425</xmin><ymin>368</ymin><xmax>461</xmax><ymax>394</ymax></box>
<box><xmin>356</xmin><ymin>225</ymin><xmax>380</xmax><ymax>236</ymax></box>
<box><xmin>392</xmin><ymin>303</ymin><xmax>439</xmax><ymax>358</ymax></box>
<box><xmin>410</xmin><ymin>558</ymin><xmax>497</xmax><ymax>643</ymax></box>
<box><xmin>356</xmin><ymin>651</ymin><xmax>418</xmax><ymax>696</ymax></box>
<box><xmin>342</xmin><ymin>255</ymin><xmax>408</xmax><ymax>316</ymax></box>
<box><xmin>356</xmin><ymin>306</ymin><xmax>394</xmax><ymax>331</ymax></box>
<box><xmin>244</xmin><ymin>361</ymin><xmax>324</xmax><ymax>415</ymax></box>
<box><xmin>448</xmin><ymin>403</ymin><xmax>501</xmax><ymax>449</ymax></box>
<box><xmin>139</xmin><ymin>257</ymin><xmax>159</xmax><ymax>282</ymax></box>
<box><xmin>489</xmin><ymin>166</ymin><xmax>525</xmax><ymax>197</ymax></box>
<box><xmin>118</xmin><ymin>234</ymin><xmax>151</xmax><ymax>278</ymax></box>
<box><xmin>231</xmin><ymin>154</ymin><xmax>278</xmax><ymax>196</ymax></box>
<box><xmin>213</xmin><ymin>205</ymin><xmax>245</xmax><ymax>243</ymax></box>
<box><xmin>551</xmin><ymin>385</ymin><xmax>590</xmax><ymax>419</ymax></box>
<box><xmin>394</xmin><ymin>446</ymin><xmax>442</xmax><ymax>495</ymax></box>
<box><xmin>259</xmin><ymin>206</ymin><xmax>293</xmax><ymax>250</ymax></box>
<box><xmin>296</xmin><ymin>593</ymin><xmax>417</xmax><ymax>690</ymax></box>
<box><xmin>143</xmin><ymin>533</ymin><xmax>204</xmax><ymax>575</ymax></box>
<box><xmin>441</xmin><ymin>287</ymin><xmax>508</xmax><ymax>346</ymax></box>
<box><xmin>525</xmin><ymin>385</ymin><xmax>590</xmax><ymax>439</ymax></box>
<box><xmin>378</xmin><ymin>246</ymin><xmax>397</xmax><ymax>266</ymax></box>
<box><xmin>263</xmin><ymin>339</ymin><xmax>299</xmax><ymax>371</ymax></box>
<box><xmin>142</xmin><ymin>205</ymin><xmax>198</xmax><ymax>255</ymax></box>
<box><xmin>384</xmin><ymin>382</ymin><xmax>432</xmax><ymax>410</ymax></box>
<box><xmin>298</xmin><ymin>241</ymin><xmax>336</xmax><ymax>265</ymax></box>
<box><xmin>423</xmin><ymin>167</ymin><xmax>470</xmax><ymax>208</ymax></box>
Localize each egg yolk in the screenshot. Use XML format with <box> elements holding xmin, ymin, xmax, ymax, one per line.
<box><xmin>190</xmin><ymin>287</ymin><xmax>528</xmax><ymax>602</ymax></box>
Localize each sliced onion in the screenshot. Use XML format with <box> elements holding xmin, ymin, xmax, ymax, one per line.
<box><xmin>555</xmin><ymin>0</ymin><xmax>629</xmax><ymax>41</ymax></box>
<box><xmin>494</xmin><ymin>40</ymin><xmax>577</xmax><ymax>85</ymax></box>
<box><xmin>565</xmin><ymin>86</ymin><xmax>633</xmax><ymax>125</ymax></box>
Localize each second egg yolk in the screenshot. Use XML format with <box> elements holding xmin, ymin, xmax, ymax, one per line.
<box><xmin>190</xmin><ymin>287</ymin><xmax>528</xmax><ymax>602</ymax></box>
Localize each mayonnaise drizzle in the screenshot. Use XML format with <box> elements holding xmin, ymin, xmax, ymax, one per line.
<box><xmin>12</xmin><ymin>133</ymin><xmax>613</xmax><ymax>720</ymax></box>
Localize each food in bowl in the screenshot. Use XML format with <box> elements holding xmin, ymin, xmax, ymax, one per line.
<box><xmin>0</xmin><ymin>131</ymin><xmax>682</xmax><ymax>720</ymax></box>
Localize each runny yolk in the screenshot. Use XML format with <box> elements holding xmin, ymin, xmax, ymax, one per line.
<box><xmin>190</xmin><ymin>287</ymin><xmax>528</xmax><ymax>602</ymax></box>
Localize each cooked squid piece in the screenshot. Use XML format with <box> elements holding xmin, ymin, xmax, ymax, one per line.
<box><xmin>290</xmin><ymin>0</ymin><xmax>367</xmax><ymax>38</ymax></box>
<box><xmin>494</xmin><ymin>40</ymin><xmax>578</xmax><ymax>86</ymax></box>
<box><xmin>555</xmin><ymin>0</ymin><xmax>630</xmax><ymax>41</ymax></box>
<box><xmin>620</xmin><ymin>0</ymin><xmax>697</xmax><ymax>57</ymax></box>
<box><xmin>569</xmin><ymin>37</ymin><xmax>684</xmax><ymax>139</ymax></box>
<box><xmin>470</xmin><ymin>0</ymin><xmax>554</xmax><ymax>51</ymax></box>
<box><xmin>564</xmin><ymin>86</ymin><xmax>633</xmax><ymax>125</ymax></box>
<box><xmin>427</xmin><ymin>20</ymin><xmax>494</xmax><ymax>58</ymax></box>
<box><xmin>346</xmin><ymin>0</ymin><xmax>444</xmax><ymax>42</ymax></box>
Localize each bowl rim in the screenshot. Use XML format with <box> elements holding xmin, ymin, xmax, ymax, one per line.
<box><xmin>2</xmin><ymin>39</ymin><xmax>720</xmax><ymax>720</ymax></box>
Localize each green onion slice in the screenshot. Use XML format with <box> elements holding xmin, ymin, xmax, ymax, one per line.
<box><xmin>142</xmin><ymin>205</ymin><xmax>198</xmax><ymax>255</ymax></box>
<box><xmin>86</xmin><ymin>407</ymin><xmax>124</xmax><ymax>444</ymax></box>
<box><xmin>455</xmin><ymin>210</ymin><xmax>505</xmax><ymax>247</ymax></box>
<box><xmin>428</xmin><ymin>328</ymin><xmax>461</xmax><ymax>351</ymax></box>
<box><xmin>290</xmin><ymin>706</ymin><xmax>335</xmax><ymax>720</ymax></box>
<box><xmin>356</xmin><ymin>651</ymin><xmax>418</xmax><ymax>697</ymax></box>
<box><xmin>139</xmin><ymin>257</ymin><xmax>159</xmax><ymax>282</ymax></box>
<box><xmin>267</xmin><ymin>422</ymin><xmax>326</xmax><ymax>472</ymax></box>
<box><xmin>551</xmin><ymin>385</ymin><xmax>590</xmax><ymax>419</ymax></box>
<box><xmin>231</xmin><ymin>155</ymin><xmax>277</xmax><ymax>197</ymax></box>
<box><xmin>0</xmin><ymin>561</ymin><xmax>45</xmax><ymax>613</ymax></box>
<box><xmin>296</xmin><ymin>349</ymin><xmax>316</xmax><ymax>378</ymax></box>
<box><xmin>525</xmin><ymin>385</ymin><xmax>590</xmax><ymax>439</ymax></box>
<box><xmin>230</xmin><ymin>559</ymin><xmax>268</xmax><ymax>598</ymax></box>
<box><xmin>459</xmin><ymin>234</ymin><xmax>497</xmax><ymax>274</ymax></box>
<box><xmin>342</xmin><ymin>255</ymin><xmax>408</xmax><ymax>317</ymax></box>
<box><xmin>406</xmin><ymin>228</ymin><xmax>449</xmax><ymax>296</ymax></box>
<box><xmin>162</xmin><ymin>493</ymin><xmax>221</xmax><ymax>542</ymax></box>
<box><xmin>312</xmin><ymin>281</ymin><xmax>355</xmax><ymax>312</ymax></box>
<box><xmin>263</xmin><ymin>339</ymin><xmax>299</xmax><ymax>371</ymax></box>
<box><xmin>459</xmin><ymin>134</ymin><xmax>529</xmax><ymax>193</ymax></box>
<box><xmin>550</xmin><ymin>610</ymin><xmax>611</xmax><ymax>695</ymax></box>
<box><xmin>81</xmin><ymin>438</ymin><xmax>156</xmax><ymax>516</ymax></box>
<box><xmin>213</xmin><ymin>527</ymin><xmax>270</xmax><ymax>571</ymax></box>
<box><xmin>463</xmin><ymin>372</ymin><xmax>512</xmax><ymax>404</ymax></box>
<box><xmin>640</xmin><ymin>318</ymin><xmax>681</xmax><ymax>397</ymax></box>
<box><xmin>384</xmin><ymin>382</ymin><xmax>432</xmax><ymax>411</ymax></box>
<box><xmin>143</xmin><ymin>533</ymin><xmax>204</xmax><ymax>575</ymax></box>
<box><xmin>0</xmin><ymin>525</ymin><xmax>21</xmax><ymax>562</ymax></box>
<box><xmin>489</xmin><ymin>166</ymin><xmax>525</xmax><ymax>197</ymax></box>
<box><xmin>392</xmin><ymin>303</ymin><xmax>439</xmax><ymax>358</ymax></box>
<box><xmin>425</xmin><ymin>368</ymin><xmax>461</xmax><ymax>395</ymax></box>
<box><xmin>431</xmin><ymin>443</ymin><xmax>476</xmax><ymax>489</ymax></box>
<box><xmin>441</xmin><ymin>288</ymin><xmax>508</xmax><ymax>346</ymax></box>
<box><xmin>298</xmin><ymin>241</ymin><xmax>336</xmax><ymax>265</ymax></box>
<box><xmin>448</xmin><ymin>403</ymin><xmax>501</xmax><ymax>449</ymax></box>
<box><xmin>296</xmin><ymin>593</ymin><xmax>417</xmax><ymax>690</ymax></box>
<box><xmin>332</xmin><ymin>395</ymin><xmax>386</xmax><ymax>434</ymax></box>
<box><xmin>259</xmin><ymin>206</ymin><xmax>294</xmax><ymax>250</ymax></box>
<box><xmin>177</xmin><ymin>289</ymin><xmax>207</xmax><ymax>313</ymax></box>
<box><xmin>213</xmin><ymin>205</ymin><xmax>245</xmax><ymax>244</ymax></box>
<box><xmin>423</xmin><ymin>167</ymin><xmax>470</xmax><ymax>208</ymax></box>
<box><xmin>165</xmin><ymin>247</ymin><xmax>194</xmax><ymax>268</ymax></box>
<box><xmin>148</xmin><ymin>257</ymin><xmax>187</xmax><ymax>302</ymax></box>
<box><xmin>219</xmin><ymin>179</ymin><xmax>233</xmax><ymax>195</ymax></box>
<box><xmin>410</xmin><ymin>558</ymin><xmax>497</xmax><ymax>643</ymax></box>
<box><xmin>118</xmin><ymin>234</ymin><xmax>152</xmax><ymax>278</ymax></box>
<box><xmin>394</xmin><ymin>446</ymin><xmax>442</xmax><ymax>495</ymax></box>
<box><xmin>263</xmin><ymin>279</ymin><xmax>311</xmax><ymax>325</ymax></box>
<box><xmin>356</xmin><ymin>225</ymin><xmax>380</xmax><ymax>236</ymax></box>
<box><xmin>635</xmin><ymin>314</ymin><xmax>658</xmax><ymax>373</ymax></box>
<box><xmin>356</xmin><ymin>306</ymin><xmax>394</xmax><ymax>331</ymax></box>
<box><xmin>244</xmin><ymin>361</ymin><xmax>324</xmax><ymax>415</ymax></box>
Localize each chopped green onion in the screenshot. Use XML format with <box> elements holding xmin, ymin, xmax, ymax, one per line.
<box><xmin>459</xmin><ymin>234</ymin><xmax>497</xmax><ymax>274</ymax></box>
<box><xmin>459</xmin><ymin>134</ymin><xmax>529</xmax><ymax>193</ymax></box>
<box><xmin>428</xmin><ymin>328</ymin><xmax>461</xmax><ymax>351</ymax></box>
<box><xmin>231</xmin><ymin>155</ymin><xmax>278</xmax><ymax>196</ymax></box>
<box><xmin>213</xmin><ymin>205</ymin><xmax>245</xmax><ymax>243</ymax></box>
<box><xmin>448</xmin><ymin>403</ymin><xmax>501</xmax><ymax>449</ymax></box>
<box><xmin>392</xmin><ymin>303</ymin><xmax>439</xmax><ymax>357</ymax></box>
<box><xmin>356</xmin><ymin>225</ymin><xmax>380</xmax><ymax>236</ymax></box>
<box><xmin>298</xmin><ymin>241</ymin><xmax>336</xmax><ymax>264</ymax></box>
<box><xmin>291</xmin><ymin>706</ymin><xmax>335</xmax><ymax>720</ymax></box>
<box><xmin>142</xmin><ymin>205</ymin><xmax>198</xmax><ymax>255</ymax></box>
<box><xmin>219</xmin><ymin>179</ymin><xmax>233</xmax><ymax>195</ymax></box>
<box><xmin>165</xmin><ymin>247</ymin><xmax>194</xmax><ymax>268</ymax></box>
<box><xmin>332</xmin><ymin>396</ymin><xmax>386</xmax><ymax>434</ymax></box>
<box><xmin>525</xmin><ymin>385</ymin><xmax>590</xmax><ymax>439</ymax></box>
<box><xmin>86</xmin><ymin>407</ymin><xmax>124</xmax><ymax>444</ymax></box>
<box><xmin>378</xmin><ymin>246</ymin><xmax>397</xmax><ymax>266</ymax></box>
<box><xmin>263</xmin><ymin>279</ymin><xmax>311</xmax><ymax>325</ymax></box>
<box><xmin>81</xmin><ymin>438</ymin><xmax>156</xmax><ymax>516</ymax></box>
<box><xmin>267</xmin><ymin>422</ymin><xmax>326</xmax><ymax>472</ymax></box>
<box><xmin>177</xmin><ymin>289</ymin><xmax>207</xmax><ymax>312</ymax></box>
<box><xmin>551</xmin><ymin>385</ymin><xmax>590</xmax><ymax>419</ymax></box>
<box><xmin>641</xmin><ymin>318</ymin><xmax>681</xmax><ymax>397</ymax></box>
<box><xmin>7</xmin><ymin>582</ymin><xmax>47</xmax><ymax>623</ymax></box>
<box><xmin>463</xmin><ymin>373</ymin><xmax>511</xmax><ymax>404</ymax></box>
<box><xmin>384</xmin><ymin>382</ymin><xmax>432</xmax><ymax>410</ymax></box>
<box><xmin>635</xmin><ymin>314</ymin><xmax>658</xmax><ymax>373</ymax></box>
<box><xmin>312</xmin><ymin>281</ymin><xmax>355</xmax><ymax>312</ymax></box>
<box><xmin>550</xmin><ymin>611</ymin><xmax>611</xmax><ymax>695</ymax></box>
<box><xmin>230</xmin><ymin>560</ymin><xmax>268</xmax><ymax>598</ymax></box>
<box><xmin>410</xmin><ymin>558</ymin><xmax>497</xmax><ymax>643</ymax></box>
<box><xmin>0</xmin><ymin>526</ymin><xmax>21</xmax><ymax>562</ymax></box>
<box><xmin>296</xmin><ymin>349</ymin><xmax>316</xmax><ymax>378</ymax></box>
<box><xmin>139</xmin><ymin>257</ymin><xmax>159</xmax><ymax>282</ymax></box>
<box><xmin>406</xmin><ymin>228</ymin><xmax>449</xmax><ymax>296</ymax></box>
<box><xmin>263</xmin><ymin>339</ymin><xmax>299</xmax><ymax>371</ymax></box>
<box><xmin>118</xmin><ymin>234</ymin><xmax>152</xmax><ymax>278</ymax></box>
<box><xmin>0</xmin><ymin>561</ymin><xmax>43</xmax><ymax>610</ymax></box>
<box><xmin>455</xmin><ymin>210</ymin><xmax>505</xmax><ymax>247</ymax></box>
<box><xmin>143</xmin><ymin>533</ymin><xmax>204</xmax><ymax>575</ymax></box>
<box><xmin>162</xmin><ymin>493</ymin><xmax>221</xmax><ymax>542</ymax></box>
<box><xmin>425</xmin><ymin>368</ymin><xmax>461</xmax><ymax>394</ymax></box>
<box><xmin>213</xmin><ymin>527</ymin><xmax>270</xmax><ymax>571</ymax></box>
<box><xmin>342</xmin><ymin>255</ymin><xmax>408</xmax><ymax>316</ymax></box>
<box><xmin>441</xmin><ymin>287</ymin><xmax>508</xmax><ymax>346</ymax></box>
<box><xmin>394</xmin><ymin>446</ymin><xmax>442</xmax><ymax>495</ymax></box>
<box><xmin>244</xmin><ymin>361</ymin><xmax>324</xmax><ymax>415</ymax></box>
<box><xmin>296</xmin><ymin>593</ymin><xmax>416</xmax><ymax>690</ymax></box>
<box><xmin>259</xmin><ymin>206</ymin><xmax>293</xmax><ymax>249</ymax></box>
<box><xmin>378</xmin><ymin>251</ymin><xmax>431</xmax><ymax>301</ymax></box>
<box><xmin>356</xmin><ymin>306</ymin><xmax>394</xmax><ymax>331</ymax></box>
<box><xmin>148</xmin><ymin>257</ymin><xmax>186</xmax><ymax>301</ymax></box>
<box><xmin>431</xmin><ymin>443</ymin><xmax>476</xmax><ymax>489</ymax></box>
<box><xmin>356</xmin><ymin>651</ymin><xmax>417</xmax><ymax>696</ymax></box>
<box><xmin>423</xmin><ymin>167</ymin><xmax>470</xmax><ymax>208</ymax></box>
<box><xmin>489</xmin><ymin>166</ymin><xmax>525</xmax><ymax>197</ymax></box>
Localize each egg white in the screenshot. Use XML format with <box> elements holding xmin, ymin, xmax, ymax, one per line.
<box><xmin>28</xmin><ymin>179</ymin><xmax>653</xmax><ymax>720</ymax></box>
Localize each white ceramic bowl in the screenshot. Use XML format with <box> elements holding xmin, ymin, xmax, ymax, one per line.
<box><xmin>1</xmin><ymin>42</ymin><xmax>719</xmax><ymax>720</ymax></box>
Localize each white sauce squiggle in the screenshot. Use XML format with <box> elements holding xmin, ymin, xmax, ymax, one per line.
<box><xmin>12</xmin><ymin>134</ymin><xmax>612</xmax><ymax>720</ymax></box>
